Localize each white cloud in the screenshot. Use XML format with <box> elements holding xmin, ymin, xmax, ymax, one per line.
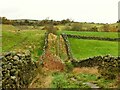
<box><xmin>0</xmin><ymin>0</ymin><xmax>119</xmax><ymax>23</ymax></box>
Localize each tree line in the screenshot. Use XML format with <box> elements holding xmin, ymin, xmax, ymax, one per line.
<box><xmin>0</xmin><ymin>17</ymin><xmax>73</xmax><ymax>26</ymax></box>
<box><xmin>0</xmin><ymin>17</ymin><xmax>119</xmax><ymax>32</ymax></box>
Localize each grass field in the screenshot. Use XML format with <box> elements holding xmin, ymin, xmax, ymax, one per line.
<box><xmin>60</xmin><ymin>31</ymin><xmax>119</xmax><ymax>38</ymax></box>
<box><xmin>51</xmin><ymin>71</ymin><xmax>116</xmax><ymax>88</ymax></box>
<box><xmin>2</xmin><ymin>24</ymin><xmax>119</xmax><ymax>88</ymax></box>
<box><xmin>2</xmin><ymin>25</ymin><xmax>119</xmax><ymax>60</ymax></box>
<box><xmin>2</xmin><ymin>25</ymin><xmax>45</xmax><ymax>61</ymax></box>
<box><xmin>68</xmin><ymin>38</ymin><xmax>118</xmax><ymax>60</ymax></box>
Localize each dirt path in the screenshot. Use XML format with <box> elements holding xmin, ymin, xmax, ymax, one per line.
<box><xmin>28</xmin><ymin>70</ymin><xmax>53</xmax><ymax>88</ymax></box>
<box><xmin>29</xmin><ymin>33</ymin><xmax>101</xmax><ymax>88</ymax></box>
<box><xmin>29</xmin><ymin>33</ymin><xmax>65</xmax><ymax>88</ymax></box>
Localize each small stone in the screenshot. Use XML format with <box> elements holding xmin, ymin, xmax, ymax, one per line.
<box><xmin>18</xmin><ymin>60</ymin><xmax>22</xmax><ymax>65</ymax></box>
<box><xmin>13</xmin><ymin>56</ymin><xmax>19</xmax><ymax>60</ymax></box>
<box><xmin>25</xmin><ymin>50</ymin><xmax>30</xmax><ymax>56</ymax></box>
<box><xmin>6</xmin><ymin>56</ymin><xmax>12</xmax><ymax>60</ymax></box>
<box><xmin>5</xmin><ymin>72</ymin><xmax>10</xmax><ymax>77</ymax></box>
<box><xmin>7</xmin><ymin>64</ymin><xmax>11</xmax><ymax>70</ymax></box>
<box><xmin>0</xmin><ymin>56</ymin><xmax>3</xmax><ymax>60</ymax></box>
<box><xmin>10</xmin><ymin>69</ymin><xmax>16</xmax><ymax>73</ymax></box>
<box><xmin>11</xmin><ymin>76</ymin><xmax>16</xmax><ymax>80</ymax></box>
<box><xmin>14</xmin><ymin>61</ymin><xmax>19</xmax><ymax>65</ymax></box>
<box><xmin>5</xmin><ymin>52</ymin><xmax>11</xmax><ymax>57</ymax></box>
<box><xmin>11</xmin><ymin>51</ymin><xmax>16</xmax><ymax>56</ymax></box>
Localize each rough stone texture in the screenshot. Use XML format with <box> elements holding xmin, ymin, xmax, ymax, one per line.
<box><xmin>0</xmin><ymin>56</ymin><xmax>2</xmax><ymax>89</ymax></box>
<box><xmin>98</xmin><ymin>55</ymin><xmax>120</xmax><ymax>79</ymax></box>
<box><xmin>61</xmin><ymin>33</ymin><xmax>120</xmax><ymax>80</ymax></box>
<box><xmin>39</xmin><ymin>32</ymin><xmax>48</xmax><ymax>65</ymax></box>
<box><xmin>71</xmin><ymin>56</ymin><xmax>103</xmax><ymax>67</ymax></box>
<box><xmin>2</xmin><ymin>51</ymin><xmax>38</xmax><ymax>89</ymax></box>
<box><xmin>65</xmin><ymin>34</ymin><xmax>120</xmax><ymax>42</ymax></box>
<box><xmin>72</xmin><ymin>55</ymin><xmax>120</xmax><ymax>79</ymax></box>
<box><xmin>61</xmin><ymin>34</ymin><xmax>73</xmax><ymax>60</ymax></box>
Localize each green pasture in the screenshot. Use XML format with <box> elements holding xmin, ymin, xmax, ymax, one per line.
<box><xmin>68</xmin><ymin>38</ymin><xmax>118</xmax><ymax>60</ymax></box>
<box><xmin>60</xmin><ymin>31</ymin><xmax>119</xmax><ymax>38</ymax></box>
<box><xmin>51</xmin><ymin>72</ymin><xmax>115</xmax><ymax>88</ymax></box>
<box><xmin>2</xmin><ymin>25</ymin><xmax>45</xmax><ymax>60</ymax></box>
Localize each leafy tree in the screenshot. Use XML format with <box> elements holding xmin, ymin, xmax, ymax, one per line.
<box><xmin>24</xmin><ymin>20</ymin><xmax>29</xmax><ymax>24</ymax></box>
<box><xmin>1</xmin><ymin>17</ymin><xmax>11</xmax><ymax>24</ymax></box>
<box><xmin>61</xmin><ymin>19</ymin><xmax>72</xmax><ymax>25</ymax></box>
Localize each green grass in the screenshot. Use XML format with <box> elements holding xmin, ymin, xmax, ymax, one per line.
<box><xmin>75</xmin><ymin>73</ymin><xmax>116</xmax><ymax>88</ymax></box>
<box><xmin>60</xmin><ymin>31</ymin><xmax>119</xmax><ymax>38</ymax></box>
<box><xmin>51</xmin><ymin>72</ymin><xmax>90</xmax><ymax>88</ymax></box>
<box><xmin>51</xmin><ymin>72</ymin><xmax>115</xmax><ymax>88</ymax></box>
<box><xmin>68</xmin><ymin>38</ymin><xmax>118</xmax><ymax>60</ymax></box>
<box><xmin>2</xmin><ymin>25</ymin><xmax>45</xmax><ymax>61</ymax></box>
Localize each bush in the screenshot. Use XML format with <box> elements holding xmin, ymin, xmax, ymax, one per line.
<box><xmin>65</xmin><ymin>61</ymin><xmax>74</xmax><ymax>72</ymax></box>
<box><xmin>63</xmin><ymin>25</ymin><xmax>71</xmax><ymax>31</ymax></box>
<box><xmin>103</xmin><ymin>24</ymin><xmax>110</xmax><ymax>32</ymax></box>
<box><xmin>42</xmin><ymin>25</ymin><xmax>59</xmax><ymax>34</ymax></box>
<box><xmin>71</xmin><ymin>23</ymin><xmax>83</xmax><ymax>31</ymax></box>
<box><xmin>89</xmin><ymin>26</ymin><xmax>98</xmax><ymax>32</ymax></box>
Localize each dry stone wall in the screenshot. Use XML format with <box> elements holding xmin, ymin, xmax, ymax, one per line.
<box><xmin>61</xmin><ymin>34</ymin><xmax>73</xmax><ymax>60</ymax></box>
<box><xmin>62</xmin><ymin>33</ymin><xmax>120</xmax><ymax>80</ymax></box>
<box><xmin>2</xmin><ymin>51</ymin><xmax>38</xmax><ymax>89</ymax></box>
<box><xmin>2</xmin><ymin>32</ymin><xmax>49</xmax><ymax>89</ymax></box>
<box><xmin>72</xmin><ymin>55</ymin><xmax>120</xmax><ymax>79</ymax></box>
<box><xmin>66</xmin><ymin>34</ymin><xmax>120</xmax><ymax>42</ymax></box>
<box><xmin>98</xmin><ymin>55</ymin><xmax>120</xmax><ymax>79</ymax></box>
<box><xmin>71</xmin><ymin>56</ymin><xmax>103</xmax><ymax>67</ymax></box>
<box><xmin>40</xmin><ymin>32</ymin><xmax>48</xmax><ymax>64</ymax></box>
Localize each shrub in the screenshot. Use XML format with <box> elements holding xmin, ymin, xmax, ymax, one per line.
<box><xmin>65</xmin><ymin>61</ymin><xmax>74</xmax><ymax>72</ymax></box>
<box><xmin>110</xmin><ymin>26</ymin><xmax>118</xmax><ymax>32</ymax></box>
<box><xmin>63</xmin><ymin>23</ymin><xmax>83</xmax><ymax>31</ymax></box>
<box><xmin>63</xmin><ymin>25</ymin><xmax>71</xmax><ymax>31</ymax></box>
<box><xmin>42</xmin><ymin>25</ymin><xmax>59</xmax><ymax>34</ymax></box>
<box><xmin>71</xmin><ymin>23</ymin><xmax>83</xmax><ymax>31</ymax></box>
<box><xmin>89</xmin><ymin>26</ymin><xmax>98</xmax><ymax>32</ymax></box>
<box><xmin>103</xmin><ymin>24</ymin><xmax>110</xmax><ymax>32</ymax></box>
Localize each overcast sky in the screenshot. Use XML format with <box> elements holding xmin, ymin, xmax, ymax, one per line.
<box><xmin>0</xmin><ymin>0</ymin><xmax>120</xmax><ymax>23</ymax></box>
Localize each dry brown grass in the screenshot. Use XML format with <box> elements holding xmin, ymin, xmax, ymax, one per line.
<box><xmin>41</xmin><ymin>33</ymin><xmax>65</xmax><ymax>71</ymax></box>
<box><xmin>28</xmin><ymin>67</ymin><xmax>53</xmax><ymax>88</ymax></box>
<box><xmin>28</xmin><ymin>73</ymin><xmax>52</xmax><ymax>88</ymax></box>
<box><xmin>43</xmin><ymin>51</ymin><xmax>65</xmax><ymax>71</ymax></box>
<box><xmin>72</xmin><ymin>67</ymin><xmax>99</xmax><ymax>75</ymax></box>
